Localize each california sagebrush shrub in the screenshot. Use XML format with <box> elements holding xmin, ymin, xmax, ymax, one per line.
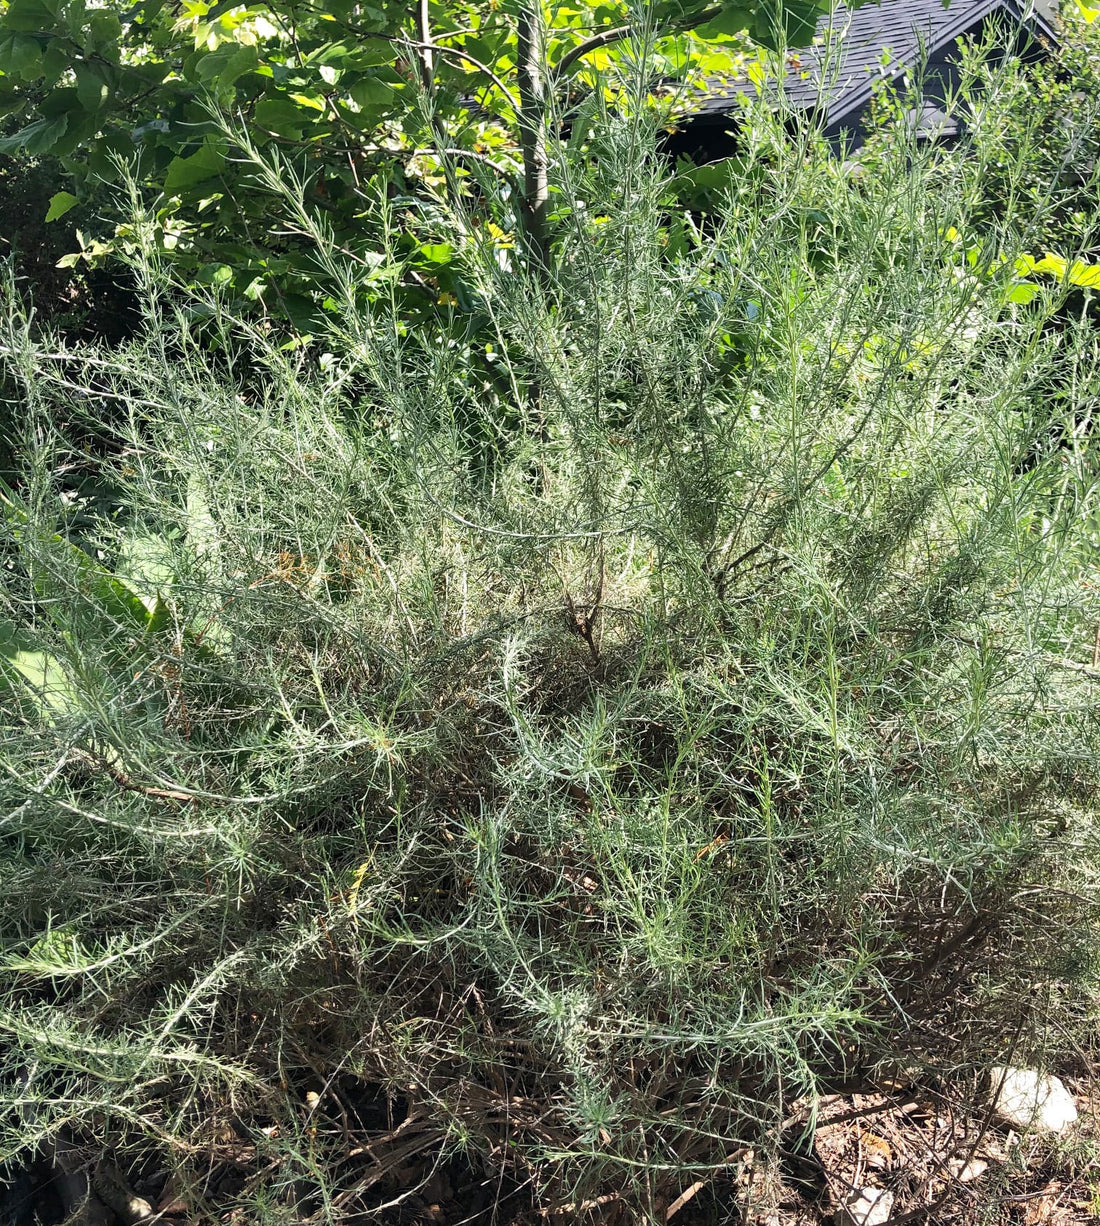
<box><xmin>1</xmin><ymin>54</ymin><xmax>1100</xmax><ymax>1224</ymax></box>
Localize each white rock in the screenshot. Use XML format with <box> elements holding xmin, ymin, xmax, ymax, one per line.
<box><xmin>835</xmin><ymin>1186</ymin><xmax>894</xmax><ymax>1226</ymax></box>
<box><xmin>987</xmin><ymin>1066</ymin><xmax>1078</xmax><ymax>1133</ymax></box>
<box><xmin>947</xmin><ymin>1156</ymin><xmax>989</xmax><ymax>1183</ymax></box>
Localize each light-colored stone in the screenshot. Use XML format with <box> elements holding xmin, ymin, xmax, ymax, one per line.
<box><xmin>947</xmin><ymin>1156</ymin><xmax>989</xmax><ymax>1183</ymax></box>
<box><xmin>835</xmin><ymin>1186</ymin><xmax>894</xmax><ymax>1226</ymax></box>
<box><xmin>987</xmin><ymin>1066</ymin><xmax>1078</xmax><ymax>1134</ymax></box>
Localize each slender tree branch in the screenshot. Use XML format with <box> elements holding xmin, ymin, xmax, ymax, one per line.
<box><xmin>317</xmin><ymin>14</ymin><xmax>521</xmax><ymax>106</ymax></box>
<box><xmin>405</xmin><ymin>8</ymin><xmax>468</xmax><ymax>213</ymax></box>
<box><xmin>555</xmin><ymin>23</ymin><xmax>632</xmax><ymax>75</ymax></box>
<box><xmin>415</xmin><ymin>0</ymin><xmax>434</xmax><ymax>88</ymax></box>
<box><xmin>555</xmin><ymin>5</ymin><xmax>725</xmax><ymax>76</ymax></box>
<box><xmin>410</xmin><ymin>40</ymin><xmax>519</xmax><ymax>106</ymax></box>
<box><xmin>424</xmin><ymin>146</ymin><xmax>519</xmax><ymax>177</ymax></box>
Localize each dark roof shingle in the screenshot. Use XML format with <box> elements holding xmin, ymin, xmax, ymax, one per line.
<box><xmin>688</xmin><ymin>0</ymin><xmax>1057</xmax><ymax>132</ymax></box>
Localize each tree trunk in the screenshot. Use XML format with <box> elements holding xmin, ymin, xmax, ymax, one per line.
<box><xmin>517</xmin><ymin>1</ymin><xmax>550</xmax><ymax>274</ymax></box>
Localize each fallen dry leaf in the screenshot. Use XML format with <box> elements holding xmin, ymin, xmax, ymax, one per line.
<box><xmin>1023</xmin><ymin>1181</ymin><xmax>1078</xmax><ymax>1226</ymax></box>
<box><xmin>857</xmin><ymin>1127</ymin><xmax>892</xmax><ymax>1167</ymax></box>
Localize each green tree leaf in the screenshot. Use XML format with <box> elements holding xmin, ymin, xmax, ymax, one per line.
<box><xmin>218</xmin><ymin>43</ymin><xmax>260</xmax><ymax>89</ymax></box>
<box><xmin>0</xmin><ymin>0</ymin><xmax>876</xmax><ymax>298</ymax></box>
<box><xmin>4</xmin><ymin>0</ymin><xmax>60</xmax><ymax>33</ymax></box>
<box><xmin>694</xmin><ymin>6</ymin><xmax>754</xmax><ymax>38</ymax></box>
<box><xmin>0</xmin><ymin>113</ymin><xmax>68</xmax><ymax>155</ymax></box>
<box><xmin>163</xmin><ymin>136</ymin><xmax>227</xmax><ymax>194</ymax></box>
<box><xmin>87</xmin><ymin>8</ymin><xmax>122</xmax><ymax>50</ymax></box>
<box><xmin>44</xmin><ymin>189</ymin><xmax>79</xmax><ymax>221</ymax></box>
<box><xmin>0</xmin><ymin>31</ymin><xmax>44</xmax><ymax>76</ymax></box>
<box><xmin>75</xmin><ymin>62</ymin><xmax>113</xmax><ymax>110</ymax></box>
<box><xmin>254</xmin><ymin>96</ymin><xmax>312</xmax><ymax>139</ymax></box>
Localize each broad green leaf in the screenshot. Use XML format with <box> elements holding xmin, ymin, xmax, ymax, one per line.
<box><xmin>195</xmin><ymin>261</ymin><xmax>234</xmax><ymax>285</ymax></box>
<box><xmin>38</xmin><ymin>84</ymin><xmax>82</xmax><ymax>118</ymax></box>
<box><xmin>0</xmin><ymin>86</ymin><xmax>23</xmax><ymax>119</ymax></box>
<box><xmin>416</xmin><ymin>241</ymin><xmax>455</xmax><ymax>265</ymax></box>
<box><xmin>2</xmin><ymin>647</ymin><xmax>74</xmax><ymax>711</ymax></box>
<box><xmin>163</xmin><ymin>136</ymin><xmax>226</xmax><ymax>194</ymax></box>
<box><xmin>87</xmin><ymin>9</ymin><xmax>123</xmax><ymax>49</ymax></box>
<box><xmin>146</xmin><ymin>593</ymin><xmax>171</xmax><ymax>636</ymax></box>
<box><xmin>254</xmin><ymin>95</ymin><xmax>311</xmax><ymax>138</ymax></box>
<box><xmin>90</xmin><ymin>573</ymin><xmax>159</xmax><ymax>630</ymax></box>
<box><xmin>1029</xmin><ymin>253</ymin><xmax>1068</xmax><ymax>276</ymax></box>
<box><xmin>34</xmin><ymin>550</ymin><xmax>158</xmax><ymax>637</ymax></box>
<box><xmin>462</xmin><ymin>36</ymin><xmax>507</xmax><ymax>70</ymax></box>
<box><xmin>116</xmin><ymin>527</ymin><xmax>178</xmax><ymax>612</ymax></box>
<box><xmin>348</xmin><ymin>76</ymin><xmax>395</xmax><ymax>107</ymax></box>
<box><xmin>669</xmin><ymin>156</ymin><xmax>743</xmax><ymax>200</ymax></box>
<box><xmin>65</xmin><ymin>0</ymin><xmax>87</xmax><ymax>40</ymax></box>
<box><xmin>0</xmin><ymin>32</ymin><xmax>43</xmax><ymax>76</ymax></box>
<box><xmin>751</xmin><ymin>0</ymin><xmax>820</xmax><ymax>50</ymax></box>
<box><xmin>343</xmin><ymin>40</ymin><xmax>396</xmax><ymax>67</ymax></box>
<box><xmin>218</xmin><ymin>42</ymin><xmax>259</xmax><ymax>88</ymax></box>
<box><xmin>1069</xmin><ymin>261</ymin><xmax>1100</xmax><ymax>288</ymax></box>
<box><xmin>2</xmin><ymin>480</ymin><xmax>162</xmax><ymax>636</ymax></box>
<box><xmin>0</xmin><ymin>618</ymin><xmax>76</xmax><ymax>717</ymax></box>
<box><xmin>1017</xmin><ymin>251</ymin><xmax>1100</xmax><ymax>287</ymax></box>
<box><xmin>194</xmin><ymin>41</ymin><xmax>257</xmax><ymax>86</ymax></box>
<box><xmin>289</xmin><ymin>91</ymin><xmax>326</xmax><ymax>111</ymax></box>
<box><xmin>184</xmin><ymin>476</ymin><xmax>220</xmax><ymax>562</ymax></box>
<box><xmin>75</xmin><ymin>62</ymin><xmax>113</xmax><ymax>110</ymax></box>
<box><xmin>6</xmin><ymin>924</ymin><xmax>96</xmax><ymax>976</ymax></box>
<box><xmin>39</xmin><ymin>42</ymin><xmax>68</xmax><ymax>82</ymax></box>
<box><xmin>779</xmin><ymin>0</ymin><xmax>824</xmax><ymax>46</ymax></box>
<box><xmin>0</xmin><ymin>113</ymin><xmax>68</xmax><ymax>155</ymax></box>
<box><xmin>4</xmin><ymin>0</ymin><xmax>61</xmax><ymax>33</ymax></box>
<box><xmin>1005</xmin><ymin>281</ymin><xmax>1041</xmax><ymax>304</ymax></box>
<box><xmin>694</xmin><ymin>6</ymin><xmax>754</xmax><ymax>39</ymax></box>
<box><xmin>336</xmin><ymin>99</ymin><xmax>391</xmax><ymax>131</ymax></box>
<box><xmin>45</xmin><ymin>190</ymin><xmax>79</xmax><ymax>221</ymax></box>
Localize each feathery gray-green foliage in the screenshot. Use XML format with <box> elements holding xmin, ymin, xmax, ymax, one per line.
<box><xmin>1</xmin><ymin>45</ymin><xmax>1100</xmax><ymax>1222</ymax></box>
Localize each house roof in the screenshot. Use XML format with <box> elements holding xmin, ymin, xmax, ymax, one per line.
<box><xmin>687</xmin><ymin>0</ymin><xmax>1058</xmax><ymax>134</ymax></box>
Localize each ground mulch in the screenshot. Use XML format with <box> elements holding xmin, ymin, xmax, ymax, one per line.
<box><xmin>7</xmin><ymin>1068</ymin><xmax>1097</xmax><ymax>1224</ymax></box>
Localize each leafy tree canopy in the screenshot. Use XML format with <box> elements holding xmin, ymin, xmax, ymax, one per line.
<box><xmin>0</xmin><ymin>0</ymin><xmax>842</xmax><ymax>320</ymax></box>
